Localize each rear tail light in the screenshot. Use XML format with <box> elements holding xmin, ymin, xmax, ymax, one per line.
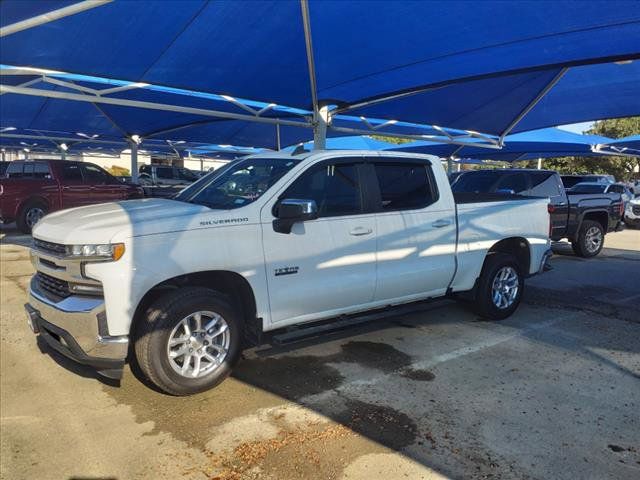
<box><xmin>620</xmin><ymin>201</ymin><xmax>625</xmax><ymax>216</ymax></box>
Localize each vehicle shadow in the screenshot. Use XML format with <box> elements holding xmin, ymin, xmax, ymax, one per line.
<box><xmin>0</xmin><ymin>223</ymin><xmax>32</xmax><ymax>248</ymax></box>
<box><xmin>35</xmin><ymin>336</ymin><xmax>120</xmax><ymax>388</ymax></box>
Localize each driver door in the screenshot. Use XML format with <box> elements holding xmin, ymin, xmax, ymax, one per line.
<box><xmin>261</xmin><ymin>159</ymin><xmax>377</xmax><ymax>325</ymax></box>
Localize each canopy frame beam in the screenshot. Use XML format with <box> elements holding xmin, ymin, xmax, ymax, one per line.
<box><xmin>0</xmin><ymin>0</ymin><xmax>113</xmax><ymax>38</ymax></box>
<box><xmin>330</xmin><ymin>125</ymin><xmax>502</xmax><ymax>149</ymax></box>
<box><xmin>498</xmin><ymin>67</ymin><xmax>569</xmax><ymax>144</ymax></box>
<box><xmin>0</xmin><ymin>84</ymin><xmax>315</xmax><ymax>130</ymax></box>
<box><xmin>300</xmin><ymin>0</ymin><xmax>327</xmax><ymax>150</ymax></box>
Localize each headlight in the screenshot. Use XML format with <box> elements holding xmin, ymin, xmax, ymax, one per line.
<box><xmin>66</xmin><ymin>243</ymin><xmax>125</xmax><ymax>261</ymax></box>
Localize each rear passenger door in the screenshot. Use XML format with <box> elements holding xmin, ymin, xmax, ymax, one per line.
<box><xmin>369</xmin><ymin>159</ymin><xmax>456</xmax><ymax>302</ymax></box>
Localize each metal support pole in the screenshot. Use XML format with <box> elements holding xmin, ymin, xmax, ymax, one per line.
<box><xmin>200</xmin><ymin>158</ymin><xmax>204</xmax><ymax>172</ymax></box>
<box><xmin>130</xmin><ymin>140</ymin><xmax>138</xmax><ymax>182</ymax></box>
<box><xmin>446</xmin><ymin>158</ymin><xmax>453</xmax><ymax>174</ymax></box>
<box><xmin>313</xmin><ymin>105</ymin><xmax>329</xmax><ymax>150</ymax></box>
<box><xmin>457</xmin><ymin>163</ymin><xmax>461</xmax><ymax>172</ymax></box>
<box><xmin>61</xmin><ymin>150</ymin><xmax>66</xmax><ymax>161</ymax></box>
<box><xmin>1</xmin><ymin>150</ymin><xmax>5</xmax><ymax>162</ymax></box>
<box><xmin>276</xmin><ymin>123</ymin><xmax>281</xmax><ymax>151</ymax></box>
<box><xmin>537</xmin><ymin>158</ymin><xmax>542</xmax><ymax>170</ymax></box>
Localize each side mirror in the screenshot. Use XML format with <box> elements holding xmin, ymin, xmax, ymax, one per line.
<box><xmin>273</xmin><ymin>198</ymin><xmax>318</xmax><ymax>234</ymax></box>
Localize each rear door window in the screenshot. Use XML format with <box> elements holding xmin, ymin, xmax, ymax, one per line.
<box><xmin>33</xmin><ymin>162</ymin><xmax>51</xmax><ymax>178</ymax></box>
<box><xmin>373</xmin><ymin>162</ymin><xmax>437</xmax><ymax>210</ymax></box>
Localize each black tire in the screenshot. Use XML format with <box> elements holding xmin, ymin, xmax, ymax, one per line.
<box><xmin>133</xmin><ymin>287</ymin><xmax>243</xmax><ymax>396</ymax></box>
<box><xmin>16</xmin><ymin>199</ymin><xmax>48</xmax><ymax>234</ymax></box>
<box><xmin>473</xmin><ymin>253</ymin><xmax>524</xmax><ymax>320</ymax></box>
<box><xmin>571</xmin><ymin>220</ymin><xmax>604</xmax><ymax>258</ymax></box>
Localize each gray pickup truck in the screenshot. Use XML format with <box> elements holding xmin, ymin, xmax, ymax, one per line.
<box><xmin>452</xmin><ymin>169</ymin><xmax>624</xmax><ymax>257</ymax></box>
<box><xmin>138</xmin><ymin>164</ymin><xmax>200</xmax><ymax>198</ymax></box>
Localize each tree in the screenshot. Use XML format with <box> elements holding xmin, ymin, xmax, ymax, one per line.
<box><xmin>544</xmin><ymin>117</ymin><xmax>640</xmax><ymax>181</ymax></box>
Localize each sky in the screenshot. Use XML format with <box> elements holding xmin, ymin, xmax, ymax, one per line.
<box><xmin>558</xmin><ymin>121</ymin><xmax>594</xmax><ymax>134</ymax></box>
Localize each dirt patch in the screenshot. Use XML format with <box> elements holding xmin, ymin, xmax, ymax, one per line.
<box><xmin>333</xmin><ymin>399</ymin><xmax>419</xmax><ymax>451</ymax></box>
<box><xmin>400</xmin><ymin>368</ymin><xmax>435</xmax><ymax>382</ymax></box>
<box><xmin>202</xmin><ymin>422</ymin><xmax>355</xmax><ymax>479</ymax></box>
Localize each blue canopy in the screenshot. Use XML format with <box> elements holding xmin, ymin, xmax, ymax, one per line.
<box><xmin>1</xmin><ymin>0</ymin><xmax>639</xmax><ymax>141</ymax></box>
<box><xmin>600</xmin><ymin>135</ymin><xmax>640</xmax><ymax>156</ymax></box>
<box><xmin>283</xmin><ymin>135</ymin><xmax>396</xmax><ymax>152</ymax></box>
<box><xmin>388</xmin><ymin>128</ymin><xmax>615</xmax><ymax>161</ymax></box>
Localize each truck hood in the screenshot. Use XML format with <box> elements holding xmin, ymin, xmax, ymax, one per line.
<box><xmin>32</xmin><ymin>198</ymin><xmax>214</xmax><ymax>244</ymax></box>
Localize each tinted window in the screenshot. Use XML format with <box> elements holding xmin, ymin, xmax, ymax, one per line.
<box><xmin>608</xmin><ymin>185</ymin><xmax>623</xmax><ymax>193</ymax></box>
<box><xmin>283</xmin><ymin>162</ymin><xmax>362</xmax><ymax>217</ymax></box>
<box><xmin>451</xmin><ymin>171</ymin><xmax>501</xmax><ymax>193</ymax></box>
<box><xmin>33</xmin><ymin>162</ymin><xmax>51</xmax><ymax>178</ymax></box>
<box><xmin>5</xmin><ymin>162</ymin><xmax>51</xmax><ymax>179</ymax></box>
<box><xmin>495</xmin><ymin>174</ymin><xmax>528</xmax><ymax>194</ymax></box>
<box><xmin>156</xmin><ymin>167</ymin><xmax>174</xmax><ymax>179</ymax></box>
<box><xmin>374</xmin><ymin>162</ymin><xmax>436</xmax><ymax>210</ymax></box>
<box><xmin>61</xmin><ymin>163</ymin><xmax>83</xmax><ymax>181</ymax></box>
<box><xmin>82</xmin><ymin>164</ymin><xmax>110</xmax><ymax>183</ymax></box>
<box><xmin>569</xmin><ymin>184</ymin><xmax>607</xmax><ymax>194</ymax></box>
<box><xmin>529</xmin><ymin>172</ymin><xmax>560</xmax><ymax>197</ymax></box>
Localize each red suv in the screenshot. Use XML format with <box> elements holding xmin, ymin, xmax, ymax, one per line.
<box><xmin>0</xmin><ymin>160</ymin><xmax>144</xmax><ymax>233</ymax></box>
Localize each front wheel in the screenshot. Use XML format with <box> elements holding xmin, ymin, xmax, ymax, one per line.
<box><xmin>133</xmin><ymin>287</ymin><xmax>242</xmax><ymax>395</ymax></box>
<box><xmin>571</xmin><ymin>220</ymin><xmax>604</xmax><ymax>258</ymax></box>
<box><xmin>17</xmin><ymin>200</ymin><xmax>48</xmax><ymax>234</ymax></box>
<box><xmin>473</xmin><ymin>253</ymin><xmax>524</xmax><ymax>320</ymax></box>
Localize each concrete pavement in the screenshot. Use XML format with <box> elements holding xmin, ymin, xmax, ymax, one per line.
<box><xmin>1</xmin><ymin>226</ymin><xmax>638</xmax><ymax>480</ymax></box>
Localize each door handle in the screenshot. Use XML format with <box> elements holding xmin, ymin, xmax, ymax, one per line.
<box><xmin>432</xmin><ymin>219</ymin><xmax>452</xmax><ymax>228</ymax></box>
<box><xmin>349</xmin><ymin>227</ymin><xmax>373</xmax><ymax>236</ymax></box>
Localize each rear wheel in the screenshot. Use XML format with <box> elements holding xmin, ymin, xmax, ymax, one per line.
<box><xmin>133</xmin><ymin>287</ymin><xmax>242</xmax><ymax>395</ymax></box>
<box><xmin>473</xmin><ymin>253</ymin><xmax>524</xmax><ymax>320</ymax></box>
<box><xmin>571</xmin><ymin>220</ymin><xmax>604</xmax><ymax>258</ymax></box>
<box><xmin>17</xmin><ymin>199</ymin><xmax>48</xmax><ymax>234</ymax></box>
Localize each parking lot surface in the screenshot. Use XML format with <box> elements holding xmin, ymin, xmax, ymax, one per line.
<box><xmin>1</xmin><ymin>226</ymin><xmax>639</xmax><ymax>480</ymax></box>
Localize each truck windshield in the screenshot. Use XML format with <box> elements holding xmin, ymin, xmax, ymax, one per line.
<box><xmin>174</xmin><ymin>157</ymin><xmax>301</xmax><ymax>209</ymax></box>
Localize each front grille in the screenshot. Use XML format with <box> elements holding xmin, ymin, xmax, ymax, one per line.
<box><xmin>633</xmin><ymin>205</ymin><xmax>640</xmax><ymax>215</ymax></box>
<box><xmin>36</xmin><ymin>272</ymin><xmax>70</xmax><ymax>299</ymax></box>
<box><xmin>33</xmin><ymin>238</ymin><xmax>67</xmax><ymax>256</ymax></box>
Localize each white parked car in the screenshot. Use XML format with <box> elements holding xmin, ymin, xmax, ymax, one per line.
<box><xmin>624</xmin><ymin>196</ymin><xmax>640</xmax><ymax>228</ymax></box>
<box><xmin>25</xmin><ymin>151</ymin><xmax>552</xmax><ymax>395</ymax></box>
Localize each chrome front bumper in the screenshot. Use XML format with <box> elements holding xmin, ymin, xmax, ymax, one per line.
<box><xmin>26</xmin><ymin>276</ymin><xmax>128</xmax><ymax>378</ymax></box>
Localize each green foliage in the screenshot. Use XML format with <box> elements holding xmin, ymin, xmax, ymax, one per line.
<box><xmin>543</xmin><ymin>117</ymin><xmax>640</xmax><ymax>181</ymax></box>
<box><xmin>107</xmin><ymin>165</ymin><xmax>131</xmax><ymax>176</ymax></box>
<box><xmin>370</xmin><ymin>135</ymin><xmax>413</xmax><ymax>145</ymax></box>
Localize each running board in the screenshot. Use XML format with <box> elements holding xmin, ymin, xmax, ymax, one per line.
<box><xmin>269</xmin><ymin>299</ymin><xmax>446</xmax><ymax>347</ymax></box>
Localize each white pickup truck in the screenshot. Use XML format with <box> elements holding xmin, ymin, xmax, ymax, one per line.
<box><xmin>25</xmin><ymin>151</ymin><xmax>552</xmax><ymax>395</ymax></box>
